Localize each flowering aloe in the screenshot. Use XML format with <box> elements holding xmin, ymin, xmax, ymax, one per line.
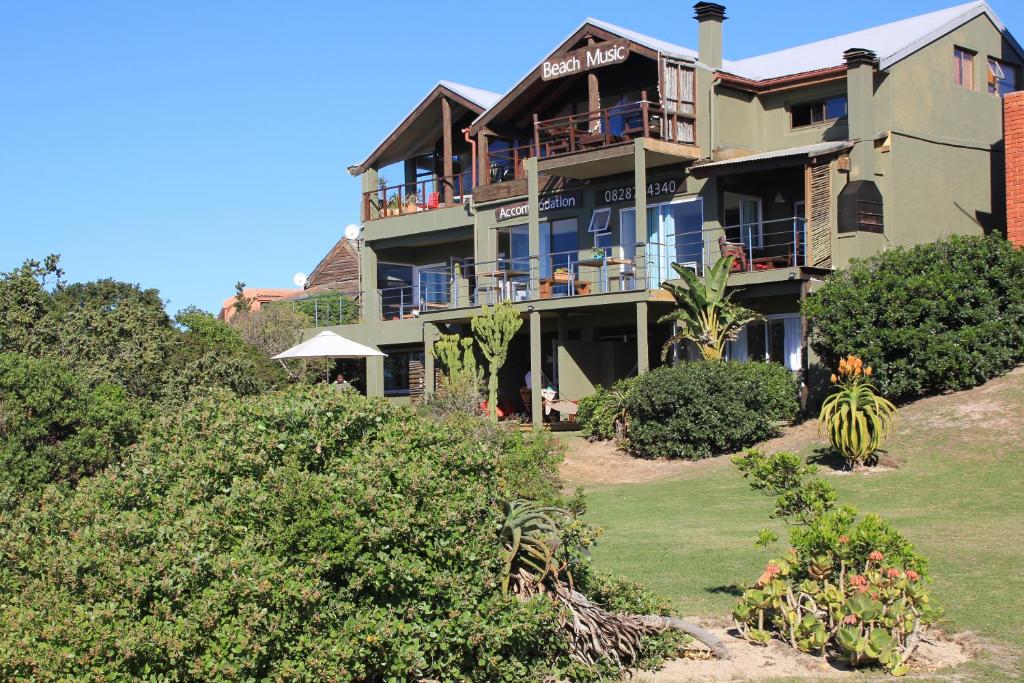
<box><xmin>819</xmin><ymin>355</ymin><xmax>898</xmax><ymax>468</ymax></box>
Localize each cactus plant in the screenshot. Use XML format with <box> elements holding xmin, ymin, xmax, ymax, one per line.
<box><xmin>471</xmin><ymin>301</ymin><xmax>523</xmax><ymax>421</ymax></box>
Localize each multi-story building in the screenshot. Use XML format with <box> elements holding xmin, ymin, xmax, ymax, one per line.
<box><xmin>312</xmin><ymin>1</ymin><xmax>1021</xmax><ymax>423</ymax></box>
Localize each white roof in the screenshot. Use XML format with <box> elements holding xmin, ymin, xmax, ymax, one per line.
<box><xmin>693</xmin><ymin>140</ymin><xmax>855</xmax><ymax>169</ymax></box>
<box><xmin>272</xmin><ymin>330</ymin><xmax>385</xmax><ymax>360</ymax></box>
<box><xmin>726</xmin><ymin>2</ymin><xmax>1016</xmax><ymax>80</ymax></box>
<box><xmin>438</xmin><ymin>80</ymin><xmax>501</xmax><ymax>109</ymax></box>
<box><xmin>585</xmin><ymin>17</ymin><xmax>698</xmax><ymax>62</ymax></box>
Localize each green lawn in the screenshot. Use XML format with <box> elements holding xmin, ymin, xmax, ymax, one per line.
<box><xmin>580</xmin><ymin>371</ymin><xmax>1024</xmax><ymax>681</ymax></box>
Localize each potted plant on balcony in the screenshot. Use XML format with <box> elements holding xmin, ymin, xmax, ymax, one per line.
<box><xmin>387</xmin><ymin>192</ymin><xmax>402</xmax><ymax>217</ymax></box>
<box><xmin>552</xmin><ymin>267</ymin><xmax>572</xmax><ymax>284</ymax></box>
<box><xmin>405</xmin><ymin>192</ymin><xmax>420</xmax><ymax>212</ymax></box>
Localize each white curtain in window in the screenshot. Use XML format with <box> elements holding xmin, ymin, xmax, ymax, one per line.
<box><xmin>783</xmin><ymin>316</ymin><xmax>802</xmax><ymax>371</ymax></box>
<box><xmin>728</xmin><ymin>324</ymin><xmax>748</xmax><ymax>361</ymax></box>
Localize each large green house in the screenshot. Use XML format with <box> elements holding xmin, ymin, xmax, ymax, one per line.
<box><xmin>307</xmin><ymin>1</ymin><xmax>1021</xmax><ymax>425</ymax></box>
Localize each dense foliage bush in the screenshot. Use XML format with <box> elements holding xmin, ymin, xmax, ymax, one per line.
<box><xmin>732</xmin><ymin>451</ymin><xmax>938</xmax><ymax>676</ymax></box>
<box><xmin>623</xmin><ymin>361</ymin><xmax>799</xmax><ymax>459</ymax></box>
<box><xmin>803</xmin><ymin>234</ymin><xmax>1024</xmax><ymax>401</ymax></box>
<box><xmin>0</xmin><ymin>353</ymin><xmax>143</xmax><ymax>510</ymax></box>
<box><xmin>0</xmin><ymin>387</ymin><xmax>675</xmax><ymax>681</ymax></box>
<box><xmin>576</xmin><ymin>380</ymin><xmax>632</xmax><ymax>441</ymax></box>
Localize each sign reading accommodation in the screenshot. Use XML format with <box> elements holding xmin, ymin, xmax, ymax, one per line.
<box><xmin>596</xmin><ymin>175</ymin><xmax>685</xmax><ymax>205</ymax></box>
<box><xmin>541</xmin><ymin>41</ymin><xmax>630</xmax><ymax>81</ymax></box>
<box><xmin>494</xmin><ymin>192</ymin><xmax>579</xmax><ymax>221</ymax></box>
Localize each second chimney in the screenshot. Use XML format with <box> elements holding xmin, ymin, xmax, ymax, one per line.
<box><xmin>694</xmin><ymin>2</ymin><xmax>726</xmax><ymax>70</ymax></box>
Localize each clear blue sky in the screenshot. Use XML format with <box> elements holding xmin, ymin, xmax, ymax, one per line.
<box><xmin>2</xmin><ymin>1</ymin><xmax>1021</xmax><ymax>314</ymax></box>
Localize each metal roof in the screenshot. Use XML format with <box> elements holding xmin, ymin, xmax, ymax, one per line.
<box><xmin>437</xmin><ymin>80</ymin><xmax>501</xmax><ymax>110</ymax></box>
<box><xmin>692</xmin><ymin>140</ymin><xmax>855</xmax><ymax>169</ymax></box>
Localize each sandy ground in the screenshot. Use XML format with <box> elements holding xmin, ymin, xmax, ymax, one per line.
<box><xmin>633</xmin><ymin>622</ymin><xmax>974</xmax><ymax>682</ymax></box>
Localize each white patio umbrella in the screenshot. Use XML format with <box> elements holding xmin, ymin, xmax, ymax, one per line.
<box><xmin>272</xmin><ymin>330</ymin><xmax>386</xmax><ymax>360</ymax></box>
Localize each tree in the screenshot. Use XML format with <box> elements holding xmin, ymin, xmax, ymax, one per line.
<box><xmin>0</xmin><ymin>254</ymin><xmax>63</xmax><ymax>354</ymax></box>
<box><xmin>163</xmin><ymin>307</ymin><xmax>287</xmax><ymax>404</ymax></box>
<box><xmin>0</xmin><ymin>352</ymin><xmax>143</xmax><ymax>510</ymax></box>
<box><xmin>232</xmin><ymin>281</ymin><xmax>251</xmax><ymax>315</ymax></box>
<box><xmin>229</xmin><ymin>302</ymin><xmax>328</xmax><ymax>383</ymax></box>
<box><xmin>471</xmin><ymin>302</ymin><xmax>523</xmax><ymax>421</ymax></box>
<box><xmin>658</xmin><ymin>255</ymin><xmax>761</xmax><ymax>361</ymax></box>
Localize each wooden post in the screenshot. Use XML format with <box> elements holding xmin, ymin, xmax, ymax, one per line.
<box><xmin>533</xmin><ymin>114</ymin><xmax>541</xmax><ymax>158</ymax></box>
<box><xmin>587</xmin><ymin>37</ymin><xmax>600</xmax><ymax>133</ymax></box>
<box><xmin>641</xmin><ymin>90</ymin><xmax>650</xmax><ymax>138</ymax></box>
<box><xmin>441</xmin><ymin>96</ymin><xmax>454</xmax><ymax>205</ymax></box>
<box><xmin>478</xmin><ymin>131</ymin><xmax>490</xmax><ymax>186</ymax></box>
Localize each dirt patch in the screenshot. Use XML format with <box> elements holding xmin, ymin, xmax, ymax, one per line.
<box><xmin>635</xmin><ymin>624</ymin><xmax>974</xmax><ymax>682</ymax></box>
<box><xmin>559</xmin><ymin>438</ymin><xmax>691</xmax><ymax>486</ymax></box>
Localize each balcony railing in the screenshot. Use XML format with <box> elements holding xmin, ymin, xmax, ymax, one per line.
<box><xmin>368</xmin><ymin>217</ymin><xmax>808</xmax><ymax>318</ymax></box>
<box><xmin>487</xmin><ymin>143</ymin><xmax>536</xmax><ymax>183</ymax></box>
<box><xmin>362</xmin><ymin>173</ymin><xmax>470</xmax><ymax>222</ymax></box>
<box><xmin>533</xmin><ymin>92</ymin><xmax>696</xmax><ymax>159</ymax></box>
<box><xmin>277</xmin><ymin>290</ymin><xmax>364</xmax><ymax>327</ymax></box>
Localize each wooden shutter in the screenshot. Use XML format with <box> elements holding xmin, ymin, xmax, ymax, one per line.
<box><xmin>807</xmin><ymin>160</ymin><xmax>832</xmax><ymax>268</ymax></box>
<box><xmin>659</xmin><ymin>57</ymin><xmax>696</xmax><ymax>144</ymax></box>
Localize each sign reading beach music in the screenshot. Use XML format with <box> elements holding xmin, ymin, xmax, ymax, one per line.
<box><xmin>541</xmin><ymin>41</ymin><xmax>630</xmax><ymax>81</ymax></box>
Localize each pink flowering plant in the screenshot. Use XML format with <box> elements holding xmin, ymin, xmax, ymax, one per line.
<box><xmin>732</xmin><ymin>450</ymin><xmax>942</xmax><ymax>676</ymax></box>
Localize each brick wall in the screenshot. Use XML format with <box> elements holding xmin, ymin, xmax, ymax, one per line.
<box><xmin>1005</xmin><ymin>91</ymin><xmax>1024</xmax><ymax>247</ymax></box>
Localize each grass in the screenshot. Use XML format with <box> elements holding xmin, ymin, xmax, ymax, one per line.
<box><xmin>580</xmin><ymin>370</ymin><xmax>1024</xmax><ymax>681</ymax></box>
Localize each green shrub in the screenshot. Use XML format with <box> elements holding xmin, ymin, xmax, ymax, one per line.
<box><xmin>732</xmin><ymin>450</ymin><xmax>937</xmax><ymax>675</ymax></box>
<box><xmin>0</xmin><ymin>352</ymin><xmax>143</xmax><ymax>510</ymax></box>
<box><xmin>803</xmin><ymin>234</ymin><xmax>1024</xmax><ymax>401</ymax></box>
<box><xmin>624</xmin><ymin>361</ymin><xmax>799</xmax><ymax>459</ymax></box>
<box><xmin>576</xmin><ymin>380</ymin><xmax>632</xmax><ymax>441</ymax></box>
<box><xmin>0</xmin><ymin>386</ymin><xmax>672</xmax><ymax>681</ymax></box>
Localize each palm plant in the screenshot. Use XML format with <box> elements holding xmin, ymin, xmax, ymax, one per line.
<box><xmin>818</xmin><ymin>355</ymin><xmax>898</xmax><ymax>468</ymax></box>
<box><xmin>658</xmin><ymin>255</ymin><xmax>761</xmax><ymax>361</ymax></box>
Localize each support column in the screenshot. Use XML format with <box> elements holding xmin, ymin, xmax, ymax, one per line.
<box><xmin>441</xmin><ymin>96</ymin><xmax>454</xmax><ymax>204</ymax></box>
<box><xmin>360</xmin><ymin>168</ymin><xmax>380</xmax><ymax>221</ymax></box>
<box><xmin>634</xmin><ymin>140</ymin><xmax>648</xmax><ymax>270</ymax></box>
<box><xmin>366</xmin><ymin>355</ymin><xmax>385</xmax><ymax>397</ymax></box>
<box><xmin>526</xmin><ymin>157</ymin><xmax>541</xmax><ymax>296</ymax></box>
<box><xmin>359</xmin><ymin>240</ymin><xmax>379</xmax><ymax>322</ymax></box>
<box><xmin>477</xmin><ymin>131</ymin><xmax>490</xmax><ymax>186</ymax></box>
<box><xmin>636</xmin><ymin>301</ymin><xmax>649</xmax><ymax>374</ymax></box>
<box><xmin>587</xmin><ymin>37</ymin><xmax>600</xmax><ymax>132</ymax></box>
<box><xmin>423</xmin><ymin>323</ymin><xmax>436</xmax><ymax>397</ymax></box>
<box><xmin>530</xmin><ymin>310</ymin><xmax>542</xmax><ymax>429</ymax></box>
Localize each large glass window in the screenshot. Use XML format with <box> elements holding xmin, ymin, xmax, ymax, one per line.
<box><xmin>542</xmin><ymin>218</ymin><xmax>579</xmax><ymax>277</ymax></box>
<box><xmin>496</xmin><ymin>224</ymin><xmax>530</xmax><ymax>272</ymax></box>
<box><xmin>620</xmin><ymin>198</ymin><xmax>703</xmax><ymax>286</ymax></box>
<box><xmin>723</xmin><ymin>193</ymin><xmax>763</xmax><ymax>251</ymax></box>
<box><xmin>727</xmin><ymin>315</ymin><xmax>802</xmax><ymax>371</ymax></box>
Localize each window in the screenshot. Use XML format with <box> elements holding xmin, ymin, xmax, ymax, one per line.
<box><xmin>620</xmin><ymin>197</ymin><xmax>704</xmax><ymax>286</ymax></box>
<box><xmin>540</xmin><ymin>218</ymin><xmax>579</xmax><ymax>278</ymax></box>
<box><xmin>954</xmin><ymin>47</ymin><xmax>975</xmax><ymax>89</ymax></box>
<box><xmin>988</xmin><ymin>58</ymin><xmax>1017</xmax><ymax>96</ymax></box>
<box><xmin>727</xmin><ymin>315</ymin><xmax>802</xmax><ymax>371</ymax></box>
<box><xmin>790</xmin><ymin>95</ymin><xmax>847</xmax><ymax>128</ymax></box>
<box><xmin>383</xmin><ymin>350</ymin><xmax>423</xmax><ymax>396</ymax></box>
<box><xmin>723</xmin><ymin>193</ymin><xmax>763</xmax><ymax>250</ymax></box>
<box><xmin>588</xmin><ymin>208</ymin><xmax>611</xmax><ymax>233</ymax></box>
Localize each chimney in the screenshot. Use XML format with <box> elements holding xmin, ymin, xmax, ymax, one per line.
<box><xmin>843</xmin><ymin>48</ymin><xmax>878</xmax><ymax>179</ymax></box>
<box><xmin>694</xmin><ymin>2</ymin><xmax>726</xmax><ymax>70</ymax></box>
<box><xmin>838</xmin><ymin>48</ymin><xmax>884</xmax><ymax>234</ymax></box>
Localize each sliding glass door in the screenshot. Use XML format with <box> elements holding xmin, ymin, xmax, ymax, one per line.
<box><xmin>620</xmin><ymin>197</ymin><xmax>703</xmax><ymax>288</ymax></box>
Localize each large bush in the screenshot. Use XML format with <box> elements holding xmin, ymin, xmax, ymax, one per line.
<box><xmin>803</xmin><ymin>234</ymin><xmax>1024</xmax><ymax>401</ymax></box>
<box><xmin>0</xmin><ymin>353</ymin><xmax>143</xmax><ymax>511</ymax></box>
<box><xmin>0</xmin><ymin>387</ymin><xmax>674</xmax><ymax>681</ymax></box>
<box><xmin>623</xmin><ymin>361</ymin><xmax>799</xmax><ymax>459</ymax></box>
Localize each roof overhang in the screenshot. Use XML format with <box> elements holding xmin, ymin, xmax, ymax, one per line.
<box><xmin>468</xmin><ymin>20</ymin><xmax>695</xmax><ymax>137</ymax></box>
<box><xmin>690</xmin><ymin>140</ymin><xmax>854</xmax><ymax>176</ymax></box>
<box><xmin>349</xmin><ymin>83</ymin><xmax>490</xmax><ymax>176</ymax></box>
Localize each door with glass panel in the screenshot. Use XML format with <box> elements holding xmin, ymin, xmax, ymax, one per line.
<box><xmin>620</xmin><ymin>198</ymin><xmax>703</xmax><ymax>288</ymax></box>
<box><xmin>723</xmin><ymin>193</ymin><xmax>763</xmax><ymax>258</ymax></box>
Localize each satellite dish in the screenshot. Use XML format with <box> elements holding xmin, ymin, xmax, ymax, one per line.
<box><xmin>292</xmin><ymin>272</ymin><xmax>308</xmax><ymax>288</ymax></box>
<box><xmin>344</xmin><ymin>223</ymin><xmax>362</xmax><ymax>241</ymax></box>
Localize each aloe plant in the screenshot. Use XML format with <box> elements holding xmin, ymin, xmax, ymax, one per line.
<box><xmin>819</xmin><ymin>355</ymin><xmax>898</xmax><ymax>468</ymax></box>
<box><xmin>658</xmin><ymin>254</ymin><xmax>762</xmax><ymax>361</ymax></box>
